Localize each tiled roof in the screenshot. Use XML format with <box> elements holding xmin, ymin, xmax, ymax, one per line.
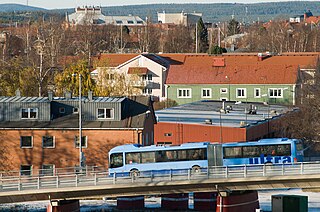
<box><xmin>166</xmin><ymin>53</ymin><xmax>319</xmax><ymax>85</ymax></box>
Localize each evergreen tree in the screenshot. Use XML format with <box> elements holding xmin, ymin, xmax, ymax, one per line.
<box><xmin>209</xmin><ymin>45</ymin><xmax>227</xmax><ymax>54</ymax></box>
<box><xmin>227</xmin><ymin>18</ymin><xmax>241</xmax><ymax>36</ymax></box>
<box><xmin>196</xmin><ymin>18</ymin><xmax>209</xmax><ymax>53</ymax></box>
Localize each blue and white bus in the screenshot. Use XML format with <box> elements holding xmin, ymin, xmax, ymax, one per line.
<box><xmin>222</xmin><ymin>138</ymin><xmax>304</xmax><ymax>166</ymax></box>
<box><xmin>108</xmin><ymin>142</ymin><xmax>222</xmax><ymax>176</ymax></box>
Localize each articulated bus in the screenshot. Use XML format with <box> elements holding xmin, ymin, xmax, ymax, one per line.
<box><xmin>222</xmin><ymin>138</ymin><xmax>304</xmax><ymax>166</ymax></box>
<box><xmin>108</xmin><ymin>142</ymin><xmax>222</xmax><ymax>176</ymax></box>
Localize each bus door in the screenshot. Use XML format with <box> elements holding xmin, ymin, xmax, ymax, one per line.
<box><xmin>208</xmin><ymin>144</ymin><xmax>223</xmax><ymax>166</ymax></box>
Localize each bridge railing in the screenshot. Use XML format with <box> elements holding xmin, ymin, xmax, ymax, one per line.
<box><xmin>2</xmin><ymin>162</ymin><xmax>320</xmax><ymax>192</ymax></box>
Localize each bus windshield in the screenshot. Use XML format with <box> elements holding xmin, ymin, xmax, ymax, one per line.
<box><xmin>110</xmin><ymin>153</ymin><xmax>124</xmax><ymax>168</ymax></box>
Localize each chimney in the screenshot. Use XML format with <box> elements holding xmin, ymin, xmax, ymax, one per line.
<box><xmin>15</xmin><ymin>89</ymin><xmax>21</xmax><ymax>97</ymax></box>
<box><xmin>48</xmin><ymin>91</ymin><xmax>53</xmax><ymax>101</ymax></box>
<box><xmin>88</xmin><ymin>90</ymin><xmax>93</xmax><ymax>101</ymax></box>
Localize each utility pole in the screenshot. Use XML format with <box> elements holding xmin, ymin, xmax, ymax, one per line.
<box><xmin>195</xmin><ymin>22</ymin><xmax>198</xmax><ymax>53</ymax></box>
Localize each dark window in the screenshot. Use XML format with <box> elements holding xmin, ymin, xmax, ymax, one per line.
<box><xmin>260</xmin><ymin>145</ymin><xmax>277</xmax><ymax>156</ymax></box>
<box><xmin>276</xmin><ymin>144</ymin><xmax>291</xmax><ymax>156</ymax></box>
<box><xmin>110</xmin><ymin>153</ymin><xmax>123</xmax><ymax>168</ymax></box>
<box><xmin>137</xmin><ymin>21</ymin><xmax>143</xmax><ymax>24</ymax></box>
<box><xmin>20</xmin><ymin>165</ymin><xmax>32</xmax><ymax>176</ymax></box>
<box><xmin>141</xmin><ymin>152</ymin><xmax>155</xmax><ymax>163</ymax></box>
<box><xmin>157</xmin><ymin>142</ymin><xmax>172</xmax><ymax>145</ymax></box>
<box><xmin>156</xmin><ymin>150</ymin><xmax>167</xmax><ymax>162</ymax></box>
<box><xmin>73</xmin><ymin>107</ymin><xmax>79</xmax><ymax>113</ymax></box>
<box><xmin>164</xmin><ymin>133</ymin><xmax>172</xmax><ymax>137</ymax></box>
<box><xmin>127</xmin><ymin>20</ymin><xmax>134</xmax><ymax>24</ymax></box>
<box><xmin>42</xmin><ymin>136</ymin><xmax>54</xmax><ymax>148</ymax></box>
<box><xmin>125</xmin><ymin>152</ymin><xmax>141</xmax><ymax>164</ymax></box>
<box><xmin>59</xmin><ymin>107</ymin><xmax>65</xmax><ymax>114</ymax></box>
<box><xmin>21</xmin><ymin>108</ymin><xmax>38</xmax><ymax>119</ymax></box>
<box><xmin>116</xmin><ymin>20</ymin><xmax>123</xmax><ymax>24</ymax></box>
<box><xmin>187</xmin><ymin>148</ymin><xmax>207</xmax><ymax>160</ymax></box>
<box><xmin>242</xmin><ymin>146</ymin><xmax>260</xmax><ymax>157</ymax></box>
<box><xmin>21</xmin><ymin>136</ymin><xmax>32</xmax><ymax>148</ymax></box>
<box><xmin>41</xmin><ymin>164</ymin><xmax>54</xmax><ymax>176</ymax></box>
<box><xmin>296</xmin><ymin>142</ymin><xmax>304</xmax><ymax>151</ymax></box>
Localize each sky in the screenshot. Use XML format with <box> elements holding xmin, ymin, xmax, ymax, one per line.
<box><xmin>0</xmin><ymin>0</ymin><xmax>319</xmax><ymax>9</ymax></box>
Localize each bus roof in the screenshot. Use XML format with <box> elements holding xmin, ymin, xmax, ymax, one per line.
<box><xmin>109</xmin><ymin>142</ymin><xmax>210</xmax><ymax>154</ymax></box>
<box><xmin>222</xmin><ymin>138</ymin><xmax>299</xmax><ymax>147</ymax></box>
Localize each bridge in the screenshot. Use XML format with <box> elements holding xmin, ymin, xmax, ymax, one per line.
<box><xmin>1</xmin><ymin>162</ymin><xmax>320</xmax><ymax>204</ymax></box>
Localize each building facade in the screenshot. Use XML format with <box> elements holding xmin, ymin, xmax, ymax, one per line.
<box><xmin>0</xmin><ymin>94</ymin><xmax>156</xmax><ymax>173</ymax></box>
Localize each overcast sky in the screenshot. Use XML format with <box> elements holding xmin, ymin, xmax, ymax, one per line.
<box><xmin>1</xmin><ymin>0</ymin><xmax>319</xmax><ymax>9</ymax></box>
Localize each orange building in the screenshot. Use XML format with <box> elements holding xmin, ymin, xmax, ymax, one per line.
<box><xmin>0</xmin><ymin>94</ymin><xmax>156</xmax><ymax>174</ymax></box>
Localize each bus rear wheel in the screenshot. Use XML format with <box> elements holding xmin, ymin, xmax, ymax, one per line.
<box><xmin>192</xmin><ymin>165</ymin><xmax>201</xmax><ymax>174</ymax></box>
<box><xmin>130</xmin><ymin>169</ymin><xmax>140</xmax><ymax>178</ymax></box>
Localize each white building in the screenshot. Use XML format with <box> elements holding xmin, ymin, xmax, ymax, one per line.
<box><xmin>67</xmin><ymin>6</ymin><xmax>146</xmax><ymax>26</ymax></box>
<box><xmin>157</xmin><ymin>11</ymin><xmax>202</xmax><ymax>26</ymax></box>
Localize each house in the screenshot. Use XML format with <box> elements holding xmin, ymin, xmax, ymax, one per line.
<box><xmin>165</xmin><ymin>53</ymin><xmax>320</xmax><ymax>105</ymax></box>
<box><xmin>155</xmin><ymin>100</ymin><xmax>294</xmax><ymax>145</ymax></box>
<box><xmin>0</xmin><ymin>92</ymin><xmax>156</xmax><ymax>173</ymax></box>
<box><xmin>93</xmin><ymin>53</ymin><xmax>186</xmax><ymax>101</ymax></box>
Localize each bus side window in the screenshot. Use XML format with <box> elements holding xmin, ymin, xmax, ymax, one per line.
<box><xmin>276</xmin><ymin>144</ymin><xmax>291</xmax><ymax>156</ymax></box>
<box><xmin>156</xmin><ymin>150</ymin><xmax>168</xmax><ymax>162</ymax></box>
<box><xmin>110</xmin><ymin>153</ymin><xmax>123</xmax><ymax>168</ymax></box>
<box><xmin>141</xmin><ymin>152</ymin><xmax>155</xmax><ymax>163</ymax></box>
<box><xmin>177</xmin><ymin>150</ymin><xmax>187</xmax><ymax>161</ymax></box>
<box><xmin>166</xmin><ymin>150</ymin><xmax>178</xmax><ymax>162</ymax></box>
<box><xmin>125</xmin><ymin>152</ymin><xmax>140</xmax><ymax>164</ymax></box>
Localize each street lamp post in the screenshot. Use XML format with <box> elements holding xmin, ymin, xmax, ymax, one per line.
<box><xmin>73</xmin><ymin>73</ymin><xmax>84</xmax><ymax>168</ymax></box>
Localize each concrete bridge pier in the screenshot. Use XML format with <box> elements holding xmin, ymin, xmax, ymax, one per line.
<box><xmin>47</xmin><ymin>199</ymin><xmax>80</xmax><ymax>212</ymax></box>
<box><xmin>116</xmin><ymin>195</ymin><xmax>144</xmax><ymax>210</ymax></box>
<box><xmin>161</xmin><ymin>193</ymin><xmax>189</xmax><ymax>210</ymax></box>
<box><xmin>193</xmin><ymin>192</ymin><xmax>217</xmax><ymax>211</ymax></box>
<box><xmin>216</xmin><ymin>190</ymin><xmax>259</xmax><ymax>212</ymax></box>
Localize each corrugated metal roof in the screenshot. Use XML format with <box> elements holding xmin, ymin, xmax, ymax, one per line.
<box><xmin>0</xmin><ymin>96</ymin><xmax>49</xmax><ymax>103</ymax></box>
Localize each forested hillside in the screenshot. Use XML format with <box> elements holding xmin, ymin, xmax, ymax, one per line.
<box><xmin>1</xmin><ymin>2</ymin><xmax>320</xmax><ymax>23</ymax></box>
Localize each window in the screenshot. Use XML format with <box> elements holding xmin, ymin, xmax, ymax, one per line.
<box><xmin>137</xmin><ymin>21</ymin><xmax>143</xmax><ymax>24</ymax></box>
<box><xmin>125</xmin><ymin>152</ymin><xmax>141</xmax><ymax>164</ymax></box>
<box><xmin>109</xmin><ymin>153</ymin><xmax>123</xmax><ymax>168</ymax></box>
<box><xmin>20</xmin><ymin>165</ymin><xmax>32</xmax><ymax>176</ymax></box>
<box><xmin>157</xmin><ymin>142</ymin><xmax>172</xmax><ymax>145</ymax></box>
<box><xmin>254</xmin><ymin>88</ymin><xmax>261</xmax><ymax>98</ymax></box>
<box><xmin>143</xmin><ymin>88</ymin><xmax>152</xmax><ymax>94</ymax></box>
<box><xmin>42</xmin><ymin>136</ymin><xmax>55</xmax><ymax>148</ymax></box>
<box><xmin>242</xmin><ymin>146</ymin><xmax>260</xmax><ymax>157</ymax></box>
<box><xmin>116</xmin><ymin>20</ymin><xmax>123</xmax><ymax>24</ymax></box>
<box><xmin>127</xmin><ymin>20</ymin><xmax>134</xmax><ymax>24</ymax></box>
<box><xmin>106</xmin><ymin>73</ymin><xmax>114</xmax><ymax>80</ymax></box>
<box><xmin>201</xmin><ymin>88</ymin><xmax>212</xmax><ymax>98</ymax></box>
<box><xmin>236</xmin><ymin>88</ymin><xmax>246</xmax><ymax>98</ymax></box>
<box><xmin>59</xmin><ymin>107</ymin><xmax>65</xmax><ymax>114</ymax></box>
<box><xmin>276</xmin><ymin>144</ymin><xmax>291</xmax><ymax>156</ymax></box>
<box><xmin>269</xmin><ymin>88</ymin><xmax>283</xmax><ymax>98</ymax></box>
<box><xmin>147</xmin><ymin>74</ymin><xmax>152</xmax><ymax>81</ymax></box>
<box><xmin>21</xmin><ymin>136</ymin><xmax>33</xmax><ymax>148</ymax></box>
<box><xmin>97</xmin><ymin>108</ymin><xmax>114</xmax><ymax>119</ymax></box>
<box><xmin>75</xmin><ymin>136</ymin><xmax>87</xmax><ymax>148</ymax></box>
<box><xmin>21</xmin><ymin>108</ymin><xmax>38</xmax><ymax>119</ymax></box>
<box><xmin>141</xmin><ymin>152</ymin><xmax>156</xmax><ymax>163</ymax></box>
<box><xmin>73</xmin><ymin>107</ymin><xmax>79</xmax><ymax>113</ymax></box>
<box><xmin>177</xmin><ymin>88</ymin><xmax>192</xmax><ymax>98</ymax></box>
<box><xmin>41</xmin><ymin>164</ymin><xmax>54</xmax><ymax>176</ymax></box>
<box><xmin>164</xmin><ymin>133</ymin><xmax>172</xmax><ymax>137</ymax></box>
<box><xmin>223</xmin><ymin>147</ymin><xmax>242</xmax><ymax>158</ymax></box>
<box><xmin>220</xmin><ymin>88</ymin><xmax>228</xmax><ymax>94</ymax></box>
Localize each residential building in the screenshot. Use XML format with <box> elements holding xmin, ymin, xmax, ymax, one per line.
<box><xmin>0</xmin><ymin>93</ymin><xmax>156</xmax><ymax>173</ymax></box>
<box><xmin>155</xmin><ymin>100</ymin><xmax>294</xmax><ymax>145</ymax></box>
<box><xmin>166</xmin><ymin>53</ymin><xmax>320</xmax><ymax>105</ymax></box>
<box><xmin>157</xmin><ymin>11</ymin><xmax>202</xmax><ymax>26</ymax></box>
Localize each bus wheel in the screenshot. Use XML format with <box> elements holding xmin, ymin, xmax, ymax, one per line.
<box><xmin>192</xmin><ymin>166</ymin><xmax>201</xmax><ymax>174</ymax></box>
<box><xmin>130</xmin><ymin>169</ymin><xmax>140</xmax><ymax>178</ymax></box>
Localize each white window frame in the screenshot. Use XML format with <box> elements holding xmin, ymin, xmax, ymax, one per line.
<box><xmin>21</xmin><ymin>108</ymin><xmax>38</xmax><ymax>119</ymax></box>
<box><xmin>143</xmin><ymin>88</ymin><xmax>152</xmax><ymax>95</ymax></box>
<box><xmin>97</xmin><ymin>108</ymin><xmax>114</xmax><ymax>119</ymax></box>
<box><xmin>269</xmin><ymin>88</ymin><xmax>283</xmax><ymax>98</ymax></box>
<box><xmin>254</xmin><ymin>88</ymin><xmax>261</xmax><ymax>98</ymax></box>
<box><xmin>201</xmin><ymin>88</ymin><xmax>212</xmax><ymax>98</ymax></box>
<box><xmin>236</xmin><ymin>88</ymin><xmax>247</xmax><ymax>98</ymax></box>
<box><xmin>75</xmin><ymin>136</ymin><xmax>88</xmax><ymax>148</ymax></box>
<box><xmin>20</xmin><ymin>165</ymin><xmax>32</xmax><ymax>176</ymax></box>
<box><xmin>220</xmin><ymin>88</ymin><xmax>228</xmax><ymax>94</ymax></box>
<box><xmin>42</xmin><ymin>136</ymin><xmax>55</xmax><ymax>148</ymax></box>
<box><xmin>20</xmin><ymin>136</ymin><xmax>33</xmax><ymax>148</ymax></box>
<box><xmin>41</xmin><ymin>164</ymin><xmax>55</xmax><ymax>176</ymax></box>
<box><xmin>177</xmin><ymin>88</ymin><xmax>192</xmax><ymax>98</ymax></box>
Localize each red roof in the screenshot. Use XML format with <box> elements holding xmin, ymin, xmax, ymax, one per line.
<box><xmin>166</xmin><ymin>53</ymin><xmax>319</xmax><ymax>85</ymax></box>
<box><xmin>94</xmin><ymin>53</ymin><xmax>139</xmax><ymax>67</ymax></box>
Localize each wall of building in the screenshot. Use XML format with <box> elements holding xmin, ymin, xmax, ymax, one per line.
<box><xmin>154</xmin><ymin>122</ymin><xmax>248</xmax><ymax>145</ymax></box>
<box><xmin>167</xmin><ymin>84</ymin><xmax>295</xmax><ymax>105</ymax></box>
<box><xmin>0</xmin><ymin>129</ymin><xmax>144</xmax><ymax>171</ymax></box>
